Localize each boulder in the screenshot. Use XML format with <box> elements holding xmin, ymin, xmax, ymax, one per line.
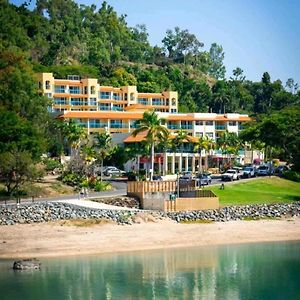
<box><xmin>13</xmin><ymin>259</ymin><xmax>41</xmax><ymax>270</ymax></box>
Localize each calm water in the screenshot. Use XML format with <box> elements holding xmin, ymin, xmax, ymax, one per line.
<box><xmin>0</xmin><ymin>242</ymin><xmax>299</xmax><ymax>300</ymax></box>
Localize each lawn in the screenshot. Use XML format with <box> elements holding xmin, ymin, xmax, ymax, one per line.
<box><xmin>210</xmin><ymin>177</ymin><xmax>300</xmax><ymax>206</ymax></box>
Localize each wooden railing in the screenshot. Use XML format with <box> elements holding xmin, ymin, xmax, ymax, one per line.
<box><xmin>127</xmin><ymin>181</ymin><xmax>177</xmax><ymax>194</ymax></box>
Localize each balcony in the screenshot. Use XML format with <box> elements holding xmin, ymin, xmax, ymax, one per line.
<box><xmin>181</xmin><ymin>125</ymin><xmax>193</xmax><ymax>130</ymax></box>
<box><xmin>110</xmin><ymin>124</ymin><xmax>128</xmax><ymax>129</ymax></box>
<box><xmin>167</xmin><ymin>124</ymin><xmax>180</xmax><ymax>130</ymax></box>
<box><xmin>215</xmin><ymin>125</ymin><xmax>226</xmax><ymax>130</ymax></box>
<box><xmin>89</xmin><ymin>122</ymin><xmax>108</xmax><ymax>128</ymax></box>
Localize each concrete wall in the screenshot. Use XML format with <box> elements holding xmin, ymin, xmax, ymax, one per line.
<box><xmin>143</xmin><ymin>192</ymin><xmax>170</xmax><ymax>211</ymax></box>
<box><xmin>166</xmin><ymin>197</ymin><xmax>219</xmax><ymax>212</ymax></box>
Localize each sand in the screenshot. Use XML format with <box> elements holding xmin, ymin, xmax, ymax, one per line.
<box><xmin>0</xmin><ymin>218</ymin><xmax>299</xmax><ymax>259</ymax></box>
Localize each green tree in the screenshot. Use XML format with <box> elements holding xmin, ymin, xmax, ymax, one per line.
<box><xmin>208</xmin><ymin>43</ymin><xmax>226</xmax><ymax>79</ymax></box>
<box><xmin>132</xmin><ymin>111</ymin><xmax>168</xmax><ymax>180</ymax></box>
<box><xmin>194</xmin><ymin>136</ymin><xmax>215</xmax><ymax>174</ymax></box>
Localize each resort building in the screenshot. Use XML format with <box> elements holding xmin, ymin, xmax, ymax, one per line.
<box><xmin>37</xmin><ymin>73</ymin><xmax>261</xmax><ymax>173</ymax></box>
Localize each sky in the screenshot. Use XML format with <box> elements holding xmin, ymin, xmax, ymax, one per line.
<box><xmin>11</xmin><ymin>0</ymin><xmax>300</xmax><ymax>84</ymax></box>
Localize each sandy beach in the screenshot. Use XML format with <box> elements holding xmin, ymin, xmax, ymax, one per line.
<box><xmin>0</xmin><ymin>217</ymin><xmax>299</xmax><ymax>259</ymax></box>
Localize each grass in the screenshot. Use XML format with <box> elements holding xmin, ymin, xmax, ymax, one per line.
<box><xmin>58</xmin><ymin>219</ymin><xmax>114</xmax><ymax>227</ymax></box>
<box><xmin>180</xmin><ymin>219</ymin><xmax>214</xmax><ymax>224</ymax></box>
<box><xmin>210</xmin><ymin>177</ymin><xmax>300</xmax><ymax>206</ymax></box>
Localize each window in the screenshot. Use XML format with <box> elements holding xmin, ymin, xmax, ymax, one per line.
<box><xmin>195</xmin><ymin>120</ymin><xmax>203</xmax><ymax>126</ymax></box>
<box><xmin>171</xmin><ymin>98</ymin><xmax>176</xmax><ymax>106</ymax></box>
<box><xmin>152</xmin><ymin>98</ymin><xmax>163</xmax><ymax>106</ymax></box>
<box><xmin>195</xmin><ymin>132</ymin><xmax>203</xmax><ymax>137</ymax></box>
<box><xmin>54</xmin><ymin>97</ymin><xmax>68</xmax><ymax>105</ymax></box>
<box><xmin>89</xmin><ymin>98</ymin><xmax>97</xmax><ymax>106</ymax></box>
<box><xmin>130</xmin><ymin>92</ymin><xmax>135</xmax><ymax>101</ymax></box>
<box><xmin>206</xmin><ymin>132</ymin><xmax>214</xmax><ymax>138</ymax></box>
<box><xmin>181</xmin><ymin>121</ymin><xmax>193</xmax><ymax>130</ymax></box>
<box><xmin>45</xmin><ymin>81</ymin><xmax>50</xmax><ymax>90</ymax></box>
<box><xmin>84</xmin><ymin>86</ymin><xmax>88</xmax><ymax>94</ymax></box>
<box><xmin>171</xmin><ymin>109</ymin><xmax>177</xmax><ymax>113</ymax></box>
<box><xmin>89</xmin><ymin>119</ymin><xmax>107</xmax><ymax>128</ymax></box>
<box><xmin>110</xmin><ymin>120</ymin><xmax>123</xmax><ymax>128</ymax></box>
<box><xmin>228</xmin><ymin>121</ymin><xmax>237</xmax><ymax>126</ymax></box>
<box><xmin>138</xmin><ymin>98</ymin><xmax>148</xmax><ymax>105</ymax></box>
<box><xmin>205</xmin><ymin>121</ymin><xmax>214</xmax><ymax>126</ymax></box>
<box><xmin>45</xmin><ymin>93</ymin><xmax>52</xmax><ymax>98</ymax></box>
<box><xmin>69</xmin><ymin>86</ymin><xmax>80</xmax><ymax>94</ymax></box>
<box><xmin>70</xmin><ymin>98</ymin><xmax>87</xmax><ymax>106</ymax></box>
<box><xmin>112</xmin><ymin>105</ymin><xmax>123</xmax><ymax>111</ymax></box>
<box><xmin>67</xmin><ymin>75</ymin><xmax>80</xmax><ymax>80</ymax></box>
<box><xmin>90</xmin><ymin>86</ymin><xmax>95</xmax><ymax>94</ymax></box>
<box><xmin>100</xmin><ymin>91</ymin><xmax>110</xmax><ymax>99</ymax></box>
<box><xmin>38</xmin><ymin>82</ymin><xmax>42</xmax><ymax>89</ymax></box>
<box><xmin>54</xmin><ymin>85</ymin><xmax>66</xmax><ymax>93</ymax></box>
<box><xmin>113</xmin><ymin>93</ymin><xmax>122</xmax><ymax>100</ymax></box>
<box><xmin>167</xmin><ymin>121</ymin><xmax>180</xmax><ymax>130</ymax></box>
<box><xmin>99</xmin><ymin>103</ymin><xmax>111</xmax><ymax>110</ymax></box>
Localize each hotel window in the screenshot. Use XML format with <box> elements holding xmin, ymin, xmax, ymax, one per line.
<box><xmin>70</xmin><ymin>98</ymin><xmax>87</xmax><ymax>106</ymax></box>
<box><xmin>171</xmin><ymin>109</ymin><xmax>177</xmax><ymax>113</ymax></box>
<box><xmin>100</xmin><ymin>91</ymin><xmax>110</xmax><ymax>99</ymax></box>
<box><xmin>152</xmin><ymin>98</ymin><xmax>163</xmax><ymax>106</ymax></box>
<box><xmin>171</xmin><ymin>98</ymin><xmax>176</xmax><ymax>106</ymax></box>
<box><xmin>195</xmin><ymin>132</ymin><xmax>203</xmax><ymax>137</ymax></box>
<box><xmin>67</xmin><ymin>75</ymin><xmax>80</xmax><ymax>80</ymax></box>
<box><xmin>130</xmin><ymin>92</ymin><xmax>135</xmax><ymax>101</ymax></box>
<box><xmin>110</xmin><ymin>120</ymin><xmax>123</xmax><ymax>128</ymax></box>
<box><xmin>45</xmin><ymin>93</ymin><xmax>52</xmax><ymax>98</ymax></box>
<box><xmin>228</xmin><ymin>121</ymin><xmax>237</xmax><ymax>126</ymax></box>
<box><xmin>89</xmin><ymin>119</ymin><xmax>107</xmax><ymax>128</ymax></box>
<box><xmin>45</xmin><ymin>81</ymin><xmax>50</xmax><ymax>90</ymax></box>
<box><xmin>138</xmin><ymin>98</ymin><xmax>148</xmax><ymax>105</ymax></box>
<box><xmin>69</xmin><ymin>86</ymin><xmax>80</xmax><ymax>94</ymax></box>
<box><xmin>113</xmin><ymin>93</ymin><xmax>122</xmax><ymax>100</ymax></box>
<box><xmin>166</xmin><ymin>98</ymin><xmax>169</xmax><ymax>106</ymax></box>
<box><xmin>84</xmin><ymin>86</ymin><xmax>88</xmax><ymax>94</ymax></box>
<box><xmin>205</xmin><ymin>121</ymin><xmax>214</xmax><ymax>126</ymax></box>
<box><xmin>54</xmin><ymin>97</ymin><xmax>68</xmax><ymax>105</ymax></box>
<box><xmin>206</xmin><ymin>132</ymin><xmax>214</xmax><ymax>138</ymax></box>
<box><xmin>54</xmin><ymin>85</ymin><xmax>66</xmax><ymax>93</ymax></box>
<box><xmin>112</xmin><ymin>105</ymin><xmax>123</xmax><ymax>111</ymax></box>
<box><xmin>90</xmin><ymin>86</ymin><xmax>95</xmax><ymax>94</ymax></box>
<box><xmin>89</xmin><ymin>98</ymin><xmax>97</xmax><ymax>106</ymax></box>
<box><xmin>195</xmin><ymin>120</ymin><xmax>204</xmax><ymax>126</ymax></box>
<box><xmin>99</xmin><ymin>103</ymin><xmax>111</xmax><ymax>110</ymax></box>
<box><xmin>38</xmin><ymin>82</ymin><xmax>42</xmax><ymax>89</ymax></box>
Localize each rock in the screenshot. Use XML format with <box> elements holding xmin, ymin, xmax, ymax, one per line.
<box><xmin>13</xmin><ymin>259</ymin><xmax>41</xmax><ymax>270</ymax></box>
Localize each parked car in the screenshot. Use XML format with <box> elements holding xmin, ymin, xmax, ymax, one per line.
<box><xmin>242</xmin><ymin>166</ymin><xmax>257</xmax><ymax>178</ymax></box>
<box><xmin>104</xmin><ymin>167</ymin><xmax>126</xmax><ymax>177</ymax></box>
<box><xmin>274</xmin><ymin>165</ymin><xmax>289</xmax><ymax>175</ymax></box>
<box><xmin>196</xmin><ymin>173</ymin><xmax>212</xmax><ymax>186</ymax></box>
<box><xmin>232</xmin><ymin>167</ymin><xmax>243</xmax><ymax>179</ymax></box>
<box><xmin>221</xmin><ymin>169</ymin><xmax>239</xmax><ymax>181</ymax></box>
<box><xmin>257</xmin><ymin>165</ymin><xmax>273</xmax><ymax>176</ymax></box>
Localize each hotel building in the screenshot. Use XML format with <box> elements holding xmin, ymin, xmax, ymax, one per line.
<box><xmin>37</xmin><ymin>73</ymin><xmax>259</xmax><ymax>173</ymax></box>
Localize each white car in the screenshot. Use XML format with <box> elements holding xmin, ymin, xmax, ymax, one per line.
<box><xmin>221</xmin><ymin>169</ymin><xmax>239</xmax><ymax>181</ymax></box>
<box><xmin>104</xmin><ymin>167</ymin><xmax>126</xmax><ymax>177</ymax></box>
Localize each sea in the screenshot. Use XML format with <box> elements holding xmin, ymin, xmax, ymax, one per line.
<box><xmin>0</xmin><ymin>241</ymin><xmax>299</xmax><ymax>300</ymax></box>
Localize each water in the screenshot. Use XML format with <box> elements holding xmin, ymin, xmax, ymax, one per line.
<box><xmin>0</xmin><ymin>242</ymin><xmax>299</xmax><ymax>300</ymax></box>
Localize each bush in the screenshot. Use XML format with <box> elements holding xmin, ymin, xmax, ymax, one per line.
<box><xmin>43</xmin><ymin>158</ymin><xmax>62</xmax><ymax>172</ymax></box>
<box><xmin>61</xmin><ymin>172</ymin><xmax>82</xmax><ymax>186</ymax></box>
<box><xmin>94</xmin><ymin>181</ymin><xmax>112</xmax><ymax>192</ymax></box>
<box><xmin>283</xmin><ymin>170</ymin><xmax>300</xmax><ymax>182</ymax></box>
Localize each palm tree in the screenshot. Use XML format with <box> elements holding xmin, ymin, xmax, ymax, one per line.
<box><xmin>173</xmin><ymin>129</ymin><xmax>192</xmax><ymax>173</ymax></box>
<box><xmin>59</xmin><ymin>119</ymin><xmax>87</xmax><ymax>156</ymax></box>
<box><xmin>194</xmin><ymin>135</ymin><xmax>215</xmax><ymax>174</ymax></box>
<box><xmin>157</xmin><ymin>131</ymin><xmax>172</xmax><ymax>175</ymax></box>
<box><xmin>93</xmin><ymin>132</ymin><xmax>114</xmax><ymax>181</ymax></box>
<box><xmin>132</xmin><ymin>110</ymin><xmax>168</xmax><ymax>180</ymax></box>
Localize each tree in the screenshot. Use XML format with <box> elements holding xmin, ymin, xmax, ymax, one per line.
<box><xmin>162</xmin><ymin>27</ymin><xmax>203</xmax><ymax>64</ymax></box>
<box><xmin>132</xmin><ymin>111</ymin><xmax>168</xmax><ymax>180</ymax></box>
<box><xmin>208</xmin><ymin>43</ymin><xmax>226</xmax><ymax>79</ymax></box>
<box><xmin>231</xmin><ymin>67</ymin><xmax>245</xmax><ymax>82</ymax></box>
<box><xmin>173</xmin><ymin>129</ymin><xmax>192</xmax><ymax>173</ymax></box>
<box><xmin>194</xmin><ymin>135</ymin><xmax>215</xmax><ymax>173</ymax></box>
<box><xmin>92</xmin><ymin>132</ymin><xmax>114</xmax><ymax>181</ymax></box>
<box><xmin>58</xmin><ymin>119</ymin><xmax>87</xmax><ymax>156</ymax></box>
<box><xmin>0</xmin><ymin>150</ymin><xmax>42</xmax><ymax>197</ymax></box>
<box><xmin>157</xmin><ymin>131</ymin><xmax>172</xmax><ymax>175</ymax></box>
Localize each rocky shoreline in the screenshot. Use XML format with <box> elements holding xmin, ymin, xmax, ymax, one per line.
<box><xmin>0</xmin><ymin>202</ymin><xmax>299</xmax><ymax>226</ymax></box>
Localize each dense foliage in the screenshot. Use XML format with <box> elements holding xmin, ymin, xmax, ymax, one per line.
<box><xmin>1</xmin><ymin>0</ymin><xmax>299</xmax><ymax>114</ymax></box>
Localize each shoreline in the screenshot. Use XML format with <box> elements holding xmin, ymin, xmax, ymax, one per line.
<box><xmin>0</xmin><ymin>218</ymin><xmax>300</xmax><ymax>259</ymax></box>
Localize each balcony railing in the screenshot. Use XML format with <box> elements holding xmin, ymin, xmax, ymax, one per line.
<box><xmin>110</xmin><ymin>124</ymin><xmax>128</xmax><ymax>129</ymax></box>
<box><xmin>181</xmin><ymin>125</ymin><xmax>193</xmax><ymax>130</ymax></box>
<box><xmin>167</xmin><ymin>124</ymin><xmax>180</xmax><ymax>130</ymax></box>
<box><xmin>89</xmin><ymin>123</ymin><xmax>108</xmax><ymax>128</ymax></box>
<box><xmin>215</xmin><ymin>125</ymin><xmax>226</xmax><ymax>130</ymax></box>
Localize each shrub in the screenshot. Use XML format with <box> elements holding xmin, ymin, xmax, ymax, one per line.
<box><xmin>94</xmin><ymin>181</ymin><xmax>112</xmax><ymax>192</ymax></box>
<box><xmin>283</xmin><ymin>170</ymin><xmax>300</xmax><ymax>182</ymax></box>
<box><xmin>43</xmin><ymin>158</ymin><xmax>62</xmax><ymax>172</ymax></box>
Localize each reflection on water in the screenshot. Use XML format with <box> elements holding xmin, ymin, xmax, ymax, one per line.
<box><xmin>0</xmin><ymin>242</ymin><xmax>300</xmax><ymax>300</ymax></box>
